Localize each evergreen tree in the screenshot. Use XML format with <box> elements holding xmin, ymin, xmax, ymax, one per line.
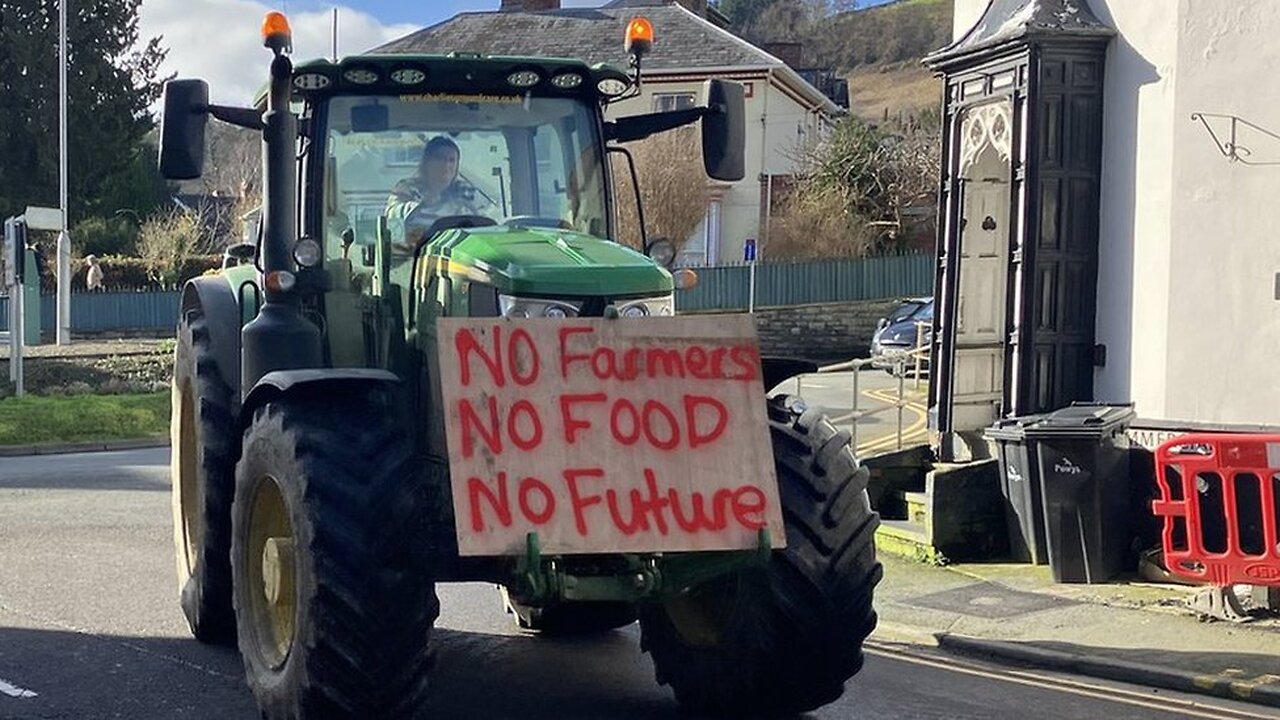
<box><xmin>0</xmin><ymin>0</ymin><xmax>168</xmax><ymax>223</ymax></box>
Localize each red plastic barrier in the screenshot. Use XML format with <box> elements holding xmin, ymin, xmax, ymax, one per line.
<box><xmin>1152</xmin><ymin>434</ymin><xmax>1280</xmax><ymax>586</ymax></box>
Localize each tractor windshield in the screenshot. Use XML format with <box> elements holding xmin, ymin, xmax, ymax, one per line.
<box><xmin>321</xmin><ymin>93</ymin><xmax>608</xmax><ymax>256</ymax></box>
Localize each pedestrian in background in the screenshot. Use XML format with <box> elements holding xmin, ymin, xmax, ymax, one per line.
<box><xmin>85</xmin><ymin>254</ymin><xmax>104</xmax><ymax>291</ymax></box>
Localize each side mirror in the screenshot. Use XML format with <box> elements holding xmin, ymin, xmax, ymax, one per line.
<box><xmin>159</xmin><ymin>79</ymin><xmax>210</xmax><ymax>180</ymax></box>
<box><xmin>702</xmin><ymin>79</ymin><xmax>745</xmax><ymax>182</ymax></box>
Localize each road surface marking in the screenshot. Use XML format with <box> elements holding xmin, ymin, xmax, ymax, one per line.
<box><xmin>856</xmin><ymin>388</ymin><xmax>929</xmax><ymax>454</ymax></box>
<box><xmin>866</xmin><ymin>642</ymin><xmax>1277</xmax><ymax>719</ymax></box>
<box><xmin>0</xmin><ymin>677</ymin><xmax>37</xmax><ymax>698</ymax></box>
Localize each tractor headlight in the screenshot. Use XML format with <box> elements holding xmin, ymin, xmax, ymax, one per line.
<box><xmin>499</xmin><ymin>294</ymin><xmax>581</xmax><ymax>319</ymax></box>
<box><xmin>292</xmin><ymin>238</ymin><xmax>322</xmax><ymax>268</ymax></box>
<box><xmin>616</xmin><ymin>294</ymin><xmax>674</xmax><ymax>318</ymax></box>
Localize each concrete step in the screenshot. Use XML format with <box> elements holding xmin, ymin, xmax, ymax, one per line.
<box><xmin>875</xmin><ymin>518</ymin><xmax>945</xmax><ymax>565</ymax></box>
<box><xmin>903</xmin><ymin>490</ymin><xmax>929</xmax><ymax>526</ymax></box>
<box><xmin>873</xmin><ymin>459</ymin><xmax>1007</xmax><ymax>565</ymax></box>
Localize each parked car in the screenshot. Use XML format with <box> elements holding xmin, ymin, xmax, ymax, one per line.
<box><xmin>871</xmin><ymin>297</ymin><xmax>933</xmax><ymax>372</ymax></box>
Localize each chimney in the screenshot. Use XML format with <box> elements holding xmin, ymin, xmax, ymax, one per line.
<box><xmin>499</xmin><ymin>0</ymin><xmax>560</xmax><ymax>11</ymax></box>
<box><xmin>675</xmin><ymin>0</ymin><xmax>708</xmax><ymax>17</ymax></box>
<box><xmin>762</xmin><ymin>42</ymin><xmax>804</xmax><ymax>69</ymax></box>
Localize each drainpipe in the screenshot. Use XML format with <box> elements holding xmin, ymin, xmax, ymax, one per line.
<box><xmin>760</xmin><ymin>68</ymin><xmax>773</xmax><ymax>252</ymax></box>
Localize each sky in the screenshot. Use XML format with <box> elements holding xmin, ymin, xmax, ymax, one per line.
<box><xmin>137</xmin><ymin>0</ymin><xmax>892</xmax><ymax>105</ymax></box>
<box><xmin>137</xmin><ymin>1</ymin><xmax>602</xmax><ymax>105</ymax></box>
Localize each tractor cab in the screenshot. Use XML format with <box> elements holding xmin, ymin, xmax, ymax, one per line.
<box><xmin>159</xmin><ymin>16</ymin><xmax>744</xmax><ymax>387</ymax></box>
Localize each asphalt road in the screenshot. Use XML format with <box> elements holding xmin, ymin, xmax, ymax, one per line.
<box><xmin>782</xmin><ymin>368</ymin><xmax>930</xmax><ymax>454</ymax></box>
<box><xmin>2</xmin><ymin>448</ymin><xmax>1276</xmax><ymax>720</ymax></box>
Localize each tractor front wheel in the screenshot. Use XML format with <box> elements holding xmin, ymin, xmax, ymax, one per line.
<box><xmin>639</xmin><ymin>397</ymin><xmax>883</xmax><ymax>717</ymax></box>
<box><xmin>231</xmin><ymin>390</ymin><xmax>437</xmax><ymax>719</ymax></box>
<box><xmin>170</xmin><ymin>306</ymin><xmax>237</xmax><ymax>644</ymax></box>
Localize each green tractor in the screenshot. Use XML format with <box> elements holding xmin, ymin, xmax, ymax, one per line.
<box><xmin>163</xmin><ymin>12</ymin><xmax>881</xmax><ymax>718</ymax></box>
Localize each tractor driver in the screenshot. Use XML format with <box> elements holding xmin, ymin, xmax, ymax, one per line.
<box><xmin>384</xmin><ymin>135</ymin><xmax>495</xmax><ymax>253</ymax></box>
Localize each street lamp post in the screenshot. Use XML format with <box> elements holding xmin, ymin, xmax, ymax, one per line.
<box><xmin>56</xmin><ymin>0</ymin><xmax>71</xmax><ymax>345</ymax></box>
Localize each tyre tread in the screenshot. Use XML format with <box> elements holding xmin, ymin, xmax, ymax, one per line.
<box><xmin>234</xmin><ymin>393</ymin><xmax>438</xmax><ymax>719</ymax></box>
<box><xmin>640</xmin><ymin>395</ymin><xmax>883</xmax><ymax>717</ymax></box>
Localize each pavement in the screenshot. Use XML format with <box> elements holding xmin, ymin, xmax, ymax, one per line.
<box><xmin>873</xmin><ymin>553</ymin><xmax>1280</xmax><ymax>708</ymax></box>
<box><xmin>0</xmin><ymin>436</ymin><xmax>168</xmax><ymax>457</ymax></box>
<box><xmin>0</xmin><ymin>337</ymin><xmax>168</xmax><ymax>359</ymax></box>
<box><xmin>794</xmin><ymin>371</ymin><xmax>1280</xmax><ymax>709</ymax></box>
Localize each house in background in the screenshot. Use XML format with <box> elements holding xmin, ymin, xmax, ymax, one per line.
<box><xmin>927</xmin><ymin>0</ymin><xmax>1280</xmax><ymax>460</ymax></box>
<box><xmin>377</xmin><ymin>0</ymin><xmax>843</xmax><ymax>266</ymax></box>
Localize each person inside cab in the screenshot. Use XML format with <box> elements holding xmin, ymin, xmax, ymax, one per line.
<box><xmin>384</xmin><ymin>135</ymin><xmax>496</xmax><ymax>252</ymax></box>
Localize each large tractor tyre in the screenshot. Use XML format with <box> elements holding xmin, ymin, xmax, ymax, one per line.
<box><xmin>501</xmin><ymin>588</ymin><xmax>637</xmax><ymax>635</ymax></box>
<box><xmin>639</xmin><ymin>396</ymin><xmax>883</xmax><ymax>717</ymax></box>
<box><xmin>231</xmin><ymin>392</ymin><xmax>438</xmax><ymax>719</ymax></box>
<box><xmin>170</xmin><ymin>306</ymin><xmax>238</xmax><ymax>644</ymax></box>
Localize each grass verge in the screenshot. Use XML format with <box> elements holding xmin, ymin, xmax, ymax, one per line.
<box><xmin>0</xmin><ymin>392</ymin><xmax>169</xmax><ymax>446</ymax></box>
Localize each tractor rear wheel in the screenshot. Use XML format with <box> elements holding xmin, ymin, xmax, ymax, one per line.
<box><xmin>639</xmin><ymin>397</ymin><xmax>882</xmax><ymax>717</ymax></box>
<box><xmin>231</xmin><ymin>391</ymin><xmax>437</xmax><ymax>719</ymax></box>
<box><xmin>170</xmin><ymin>306</ymin><xmax>237</xmax><ymax>644</ymax></box>
<box><xmin>501</xmin><ymin>588</ymin><xmax>636</xmax><ymax>635</ymax></box>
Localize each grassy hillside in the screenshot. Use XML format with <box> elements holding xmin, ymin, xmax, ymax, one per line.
<box><xmin>824</xmin><ymin>0</ymin><xmax>953</xmax><ymax>70</ymax></box>
<box><xmin>819</xmin><ymin>0</ymin><xmax>953</xmax><ymax>122</ymax></box>
<box><xmin>847</xmin><ymin>61</ymin><xmax>941</xmax><ymax>124</ymax></box>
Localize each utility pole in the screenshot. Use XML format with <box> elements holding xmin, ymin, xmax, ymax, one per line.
<box><xmin>56</xmin><ymin>0</ymin><xmax>71</xmax><ymax>345</ymax></box>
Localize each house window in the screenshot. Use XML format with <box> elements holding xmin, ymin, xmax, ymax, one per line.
<box><xmin>652</xmin><ymin>93</ymin><xmax>696</xmax><ymax>112</ymax></box>
<box><xmin>385</xmin><ymin>137</ymin><xmax>420</xmax><ymax>167</ymax></box>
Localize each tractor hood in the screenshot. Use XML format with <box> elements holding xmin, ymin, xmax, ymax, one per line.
<box><xmin>426</xmin><ymin>226</ymin><xmax>673</xmax><ymax>297</ymax></box>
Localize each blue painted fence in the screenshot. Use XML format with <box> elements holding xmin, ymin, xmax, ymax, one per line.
<box><xmin>0</xmin><ymin>254</ymin><xmax>935</xmax><ymax>332</ymax></box>
<box><xmin>675</xmin><ymin>254</ymin><xmax>934</xmax><ymax>312</ymax></box>
<box><xmin>0</xmin><ymin>291</ymin><xmax>183</xmax><ymax>332</ymax></box>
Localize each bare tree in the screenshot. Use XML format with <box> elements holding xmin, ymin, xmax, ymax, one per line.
<box><xmin>611</xmin><ymin>128</ymin><xmax>710</xmax><ymax>253</ymax></box>
<box><xmin>137</xmin><ymin>206</ymin><xmax>214</xmax><ymax>286</ymax></box>
<box><xmin>769</xmin><ymin>114</ymin><xmax>939</xmax><ymax>259</ymax></box>
<box><xmin>202</xmin><ymin>123</ymin><xmax>262</xmax><ymax>235</ymax></box>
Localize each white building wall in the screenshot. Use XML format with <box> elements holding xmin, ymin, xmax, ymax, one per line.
<box><xmin>605</xmin><ymin>72</ymin><xmax>823</xmax><ymax>266</ymax></box>
<box><xmin>1087</xmin><ymin>0</ymin><xmax>1180</xmax><ymax>423</ymax></box>
<box><xmin>1161</xmin><ymin>0</ymin><xmax>1280</xmax><ymax>426</ymax></box>
<box><xmin>953</xmin><ymin>0</ymin><xmax>986</xmax><ymax>41</ymax></box>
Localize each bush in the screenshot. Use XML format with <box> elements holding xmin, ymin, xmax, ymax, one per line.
<box><xmin>71</xmin><ymin>254</ymin><xmax>221</xmax><ymax>291</ymax></box>
<box><xmin>72</xmin><ymin>216</ymin><xmax>139</xmax><ymax>257</ymax></box>
<box><xmin>137</xmin><ymin>207</ymin><xmax>223</xmax><ymax>287</ymax></box>
<box><xmin>769</xmin><ymin>115</ymin><xmax>939</xmax><ymax>259</ymax></box>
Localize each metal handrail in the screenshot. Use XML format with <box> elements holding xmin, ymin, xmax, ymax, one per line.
<box><xmin>792</xmin><ymin>323</ymin><xmax>931</xmax><ymax>452</ymax></box>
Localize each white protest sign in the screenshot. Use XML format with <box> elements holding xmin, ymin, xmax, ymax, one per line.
<box><xmin>437</xmin><ymin>315</ymin><xmax>786</xmax><ymax>556</ymax></box>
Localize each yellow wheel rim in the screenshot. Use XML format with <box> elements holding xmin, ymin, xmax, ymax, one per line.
<box><xmin>173</xmin><ymin>379</ymin><xmax>202</xmax><ymax>574</ymax></box>
<box><xmin>663</xmin><ymin>579</ymin><xmax>733</xmax><ymax>648</ymax></box>
<box><xmin>245</xmin><ymin>475</ymin><xmax>296</xmax><ymax>668</ymax></box>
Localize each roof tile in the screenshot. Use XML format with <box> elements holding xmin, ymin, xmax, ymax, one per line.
<box><xmin>377</xmin><ymin>5</ymin><xmax>777</xmax><ymax>71</ymax></box>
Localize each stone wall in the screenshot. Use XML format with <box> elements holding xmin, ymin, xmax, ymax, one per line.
<box><xmin>688</xmin><ymin>298</ymin><xmax>901</xmax><ymax>363</ymax></box>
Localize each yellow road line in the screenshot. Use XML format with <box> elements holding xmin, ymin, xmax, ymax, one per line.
<box><xmin>855</xmin><ymin>387</ymin><xmax>929</xmax><ymax>455</ymax></box>
<box><xmin>865</xmin><ymin>642</ymin><xmax>1277</xmax><ymax>720</ymax></box>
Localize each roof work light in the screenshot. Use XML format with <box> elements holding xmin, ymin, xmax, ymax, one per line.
<box><xmin>262</xmin><ymin>11</ymin><xmax>292</xmax><ymax>54</ymax></box>
<box><xmin>625</xmin><ymin>17</ymin><xmax>654</xmax><ymax>58</ymax></box>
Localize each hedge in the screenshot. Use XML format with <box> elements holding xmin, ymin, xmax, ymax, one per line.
<box><xmin>64</xmin><ymin>255</ymin><xmax>223</xmax><ymax>292</ymax></box>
